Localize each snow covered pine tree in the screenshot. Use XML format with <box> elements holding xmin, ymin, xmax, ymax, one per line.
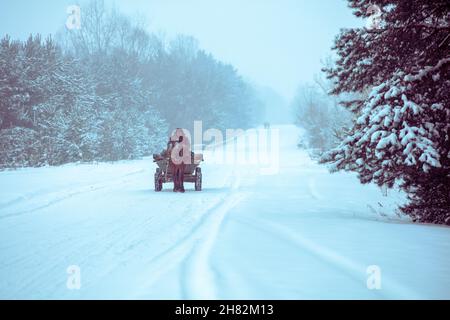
<box><xmin>321</xmin><ymin>1</ymin><xmax>450</xmax><ymax>224</ymax></box>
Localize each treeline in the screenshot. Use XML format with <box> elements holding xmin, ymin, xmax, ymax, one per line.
<box><xmin>292</xmin><ymin>65</ymin><xmax>353</xmax><ymax>154</ymax></box>
<box><xmin>0</xmin><ymin>0</ymin><xmax>263</xmax><ymax>169</ymax></box>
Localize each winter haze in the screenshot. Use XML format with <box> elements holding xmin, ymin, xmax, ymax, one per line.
<box><xmin>0</xmin><ymin>0</ymin><xmax>449</xmax><ymax>301</ymax></box>
<box><xmin>0</xmin><ymin>0</ymin><xmax>361</xmax><ymax>100</ymax></box>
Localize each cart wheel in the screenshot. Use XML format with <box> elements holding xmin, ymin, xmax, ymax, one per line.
<box><xmin>155</xmin><ymin>169</ymin><xmax>163</xmax><ymax>192</ymax></box>
<box><xmin>195</xmin><ymin>167</ymin><xmax>202</xmax><ymax>191</ymax></box>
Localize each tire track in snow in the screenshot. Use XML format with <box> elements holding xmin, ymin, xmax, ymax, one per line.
<box><xmin>0</xmin><ymin>169</ymin><xmax>145</xmax><ymax>220</ymax></box>
<box><xmin>245</xmin><ymin>218</ymin><xmax>423</xmax><ymax>299</ymax></box>
<box><xmin>133</xmin><ymin>167</ymin><xmax>246</xmax><ymax>298</ymax></box>
<box><xmin>180</xmin><ymin>166</ymin><xmax>244</xmax><ymax>299</ymax></box>
<box><xmin>181</xmin><ymin>195</ymin><xmax>245</xmax><ymax>299</ymax></box>
<box><xmin>0</xmin><ymin>169</ymin><xmax>144</xmax><ymax>210</ymax></box>
<box><xmin>132</xmin><ymin>196</ymin><xmax>236</xmax><ymax>298</ymax></box>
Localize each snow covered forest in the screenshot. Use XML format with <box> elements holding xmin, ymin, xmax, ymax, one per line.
<box><xmin>0</xmin><ymin>0</ymin><xmax>263</xmax><ymax>168</ymax></box>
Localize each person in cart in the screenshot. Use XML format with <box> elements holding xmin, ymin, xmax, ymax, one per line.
<box><xmin>163</xmin><ymin>128</ymin><xmax>191</xmax><ymax>193</ymax></box>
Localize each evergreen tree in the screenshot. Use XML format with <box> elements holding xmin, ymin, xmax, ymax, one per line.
<box><xmin>0</xmin><ymin>36</ymin><xmax>26</xmax><ymax>130</ymax></box>
<box><xmin>321</xmin><ymin>0</ymin><xmax>450</xmax><ymax>224</ymax></box>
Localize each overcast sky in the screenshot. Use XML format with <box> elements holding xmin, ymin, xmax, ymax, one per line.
<box><xmin>0</xmin><ymin>0</ymin><xmax>362</xmax><ymax>101</ymax></box>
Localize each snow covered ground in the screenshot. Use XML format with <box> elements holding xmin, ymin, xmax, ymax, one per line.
<box><xmin>1</xmin><ymin>125</ymin><xmax>449</xmax><ymax>299</ymax></box>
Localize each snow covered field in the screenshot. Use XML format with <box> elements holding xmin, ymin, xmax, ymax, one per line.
<box><xmin>0</xmin><ymin>125</ymin><xmax>449</xmax><ymax>299</ymax></box>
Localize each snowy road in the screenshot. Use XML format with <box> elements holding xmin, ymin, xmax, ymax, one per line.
<box><xmin>1</xmin><ymin>125</ymin><xmax>450</xmax><ymax>299</ymax></box>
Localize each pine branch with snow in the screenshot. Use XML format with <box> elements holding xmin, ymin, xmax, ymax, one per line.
<box><xmin>321</xmin><ymin>0</ymin><xmax>450</xmax><ymax>224</ymax></box>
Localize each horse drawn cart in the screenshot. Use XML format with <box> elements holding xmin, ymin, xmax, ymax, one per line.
<box><xmin>153</xmin><ymin>153</ymin><xmax>204</xmax><ymax>192</ymax></box>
